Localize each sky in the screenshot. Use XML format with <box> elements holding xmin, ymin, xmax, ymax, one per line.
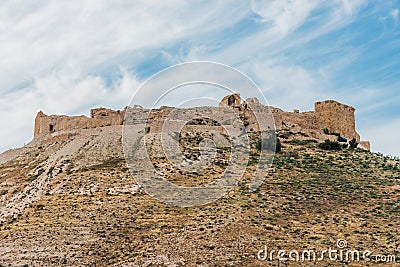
<box><xmin>0</xmin><ymin>0</ymin><xmax>399</xmax><ymax>156</ymax></box>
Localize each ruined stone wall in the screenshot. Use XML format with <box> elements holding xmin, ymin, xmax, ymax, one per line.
<box><xmin>219</xmin><ymin>94</ymin><xmax>241</xmax><ymax>108</ymax></box>
<box><xmin>90</xmin><ymin>108</ymin><xmax>124</xmax><ymax>121</ymax></box>
<box><xmin>270</xmin><ymin>107</ymin><xmax>316</xmax><ymax>131</ymax></box>
<box><xmin>218</xmin><ymin>94</ymin><xmax>368</xmax><ymax>148</ymax></box>
<box><xmin>34</xmin><ymin>108</ymin><xmax>125</xmax><ymax>137</ymax></box>
<box><xmin>359</xmin><ymin>141</ymin><xmax>371</xmax><ymax>151</ymax></box>
<box><xmin>242</xmin><ymin>100</ymin><xmax>272</xmax><ymax>132</ymax></box>
<box><xmin>218</xmin><ymin>94</ymin><xmax>276</xmax><ymax>133</ymax></box>
<box><xmin>315</xmin><ymin>100</ymin><xmax>360</xmax><ymax>141</ymax></box>
<box><xmin>33</xmin><ymin>95</ymin><xmax>368</xmax><ymax>149</ymax></box>
<box><xmin>143</xmin><ymin>106</ymin><xmax>235</xmax><ymax>134</ymax></box>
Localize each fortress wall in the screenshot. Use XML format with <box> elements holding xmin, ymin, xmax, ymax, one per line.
<box><xmin>34</xmin><ymin>112</ymin><xmax>91</xmax><ymax>137</ymax></box>
<box><xmin>270</xmin><ymin>107</ymin><xmax>316</xmax><ymax>131</ymax></box>
<box><xmin>34</xmin><ymin>108</ymin><xmax>125</xmax><ymax>137</ymax></box>
<box><xmin>145</xmin><ymin>107</ymin><xmax>233</xmax><ymax>134</ymax></box>
<box><xmin>359</xmin><ymin>141</ymin><xmax>371</xmax><ymax>151</ymax></box>
<box><xmin>315</xmin><ymin>100</ymin><xmax>360</xmax><ymax>141</ymax></box>
<box><xmin>33</xmin><ymin>94</ymin><xmax>368</xmax><ymax>150</ymax></box>
<box><xmin>219</xmin><ymin>94</ymin><xmax>241</xmax><ymax>108</ymax></box>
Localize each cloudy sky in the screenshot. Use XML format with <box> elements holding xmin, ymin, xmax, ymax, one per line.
<box><xmin>0</xmin><ymin>0</ymin><xmax>399</xmax><ymax>156</ymax></box>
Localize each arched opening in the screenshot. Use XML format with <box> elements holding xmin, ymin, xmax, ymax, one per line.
<box><xmin>228</xmin><ymin>95</ymin><xmax>236</xmax><ymax>106</ymax></box>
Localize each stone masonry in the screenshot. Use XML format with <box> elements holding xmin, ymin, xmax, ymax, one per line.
<box><xmin>315</xmin><ymin>100</ymin><xmax>360</xmax><ymax>142</ymax></box>
<box><xmin>34</xmin><ymin>108</ymin><xmax>125</xmax><ymax>137</ymax></box>
<box><xmin>33</xmin><ymin>94</ymin><xmax>370</xmax><ymax>149</ymax></box>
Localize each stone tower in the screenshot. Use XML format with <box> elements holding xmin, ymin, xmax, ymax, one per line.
<box><xmin>315</xmin><ymin>100</ymin><xmax>360</xmax><ymax>141</ymax></box>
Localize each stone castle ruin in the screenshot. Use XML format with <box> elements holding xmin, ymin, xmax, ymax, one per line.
<box><xmin>34</xmin><ymin>108</ymin><xmax>125</xmax><ymax>137</ymax></box>
<box><xmin>33</xmin><ymin>94</ymin><xmax>370</xmax><ymax>150</ymax></box>
<box><xmin>315</xmin><ymin>100</ymin><xmax>359</xmax><ymax>141</ymax></box>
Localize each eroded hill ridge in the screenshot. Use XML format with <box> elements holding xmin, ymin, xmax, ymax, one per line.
<box><xmin>33</xmin><ymin>94</ymin><xmax>370</xmax><ymax>150</ymax></box>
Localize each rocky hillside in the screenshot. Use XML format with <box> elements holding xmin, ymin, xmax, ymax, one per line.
<box><xmin>0</xmin><ymin>122</ymin><xmax>399</xmax><ymax>266</ymax></box>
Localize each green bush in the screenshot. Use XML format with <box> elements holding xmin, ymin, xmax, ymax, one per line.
<box><xmin>256</xmin><ymin>137</ymin><xmax>281</xmax><ymax>153</ymax></box>
<box><xmin>349</xmin><ymin>138</ymin><xmax>358</xmax><ymax>149</ymax></box>
<box><xmin>27</xmin><ymin>174</ymin><xmax>39</xmax><ymax>181</ymax></box>
<box><xmin>318</xmin><ymin>140</ymin><xmax>342</xmax><ymax>150</ymax></box>
<box><xmin>276</xmin><ymin>138</ymin><xmax>282</xmax><ymax>153</ymax></box>
<box><xmin>288</xmin><ymin>139</ymin><xmax>318</xmax><ymax>145</ymax></box>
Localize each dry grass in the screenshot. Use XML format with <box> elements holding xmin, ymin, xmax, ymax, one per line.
<box><xmin>0</xmin><ymin>128</ymin><xmax>399</xmax><ymax>266</ymax></box>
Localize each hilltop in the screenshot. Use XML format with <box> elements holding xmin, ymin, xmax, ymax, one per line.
<box><xmin>0</xmin><ymin>95</ymin><xmax>398</xmax><ymax>266</ymax></box>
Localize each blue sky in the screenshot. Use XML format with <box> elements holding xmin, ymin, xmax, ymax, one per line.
<box><xmin>0</xmin><ymin>0</ymin><xmax>399</xmax><ymax>156</ymax></box>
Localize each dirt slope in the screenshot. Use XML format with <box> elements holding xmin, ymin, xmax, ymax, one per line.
<box><xmin>0</xmin><ymin>126</ymin><xmax>399</xmax><ymax>266</ymax></box>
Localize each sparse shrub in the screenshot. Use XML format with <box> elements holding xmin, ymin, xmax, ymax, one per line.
<box><xmin>47</xmin><ymin>166</ymin><xmax>54</xmax><ymax>175</ymax></box>
<box><xmin>318</xmin><ymin>140</ymin><xmax>341</xmax><ymax>150</ymax></box>
<box><xmin>90</xmin><ymin>158</ymin><xmax>125</xmax><ymax>170</ymax></box>
<box><xmin>256</xmin><ymin>137</ymin><xmax>281</xmax><ymax>153</ymax></box>
<box><xmin>288</xmin><ymin>139</ymin><xmax>318</xmax><ymax>145</ymax></box>
<box><xmin>27</xmin><ymin>174</ymin><xmax>39</xmax><ymax>181</ymax></box>
<box><xmin>297</xmin><ymin>132</ymin><xmax>310</xmax><ymax>137</ymax></box>
<box><xmin>278</xmin><ymin>131</ymin><xmax>293</xmax><ymax>139</ymax></box>
<box><xmin>276</xmin><ymin>138</ymin><xmax>282</xmax><ymax>153</ymax></box>
<box><xmin>349</xmin><ymin>138</ymin><xmax>358</xmax><ymax>149</ymax></box>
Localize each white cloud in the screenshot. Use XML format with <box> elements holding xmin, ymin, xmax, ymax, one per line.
<box><xmin>183</xmin><ymin>0</ymin><xmax>368</xmax><ymax>69</ymax></box>
<box><xmin>0</xmin><ymin>1</ymin><xmax>251</xmax><ymax>152</ymax></box>
<box><xmin>251</xmin><ymin>0</ymin><xmax>319</xmax><ymax>37</ymax></box>
<box><xmin>248</xmin><ymin>59</ymin><xmax>327</xmax><ymax>111</ymax></box>
<box><xmin>0</xmin><ymin>1</ymin><xmax>250</xmax><ymax>91</ymax></box>
<box><xmin>337</xmin><ymin>0</ymin><xmax>367</xmax><ymax>15</ymax></box>
<box><xmin>0</xmin><ymin>63</ymin><xmax>140</xmax><ymax>152</ymax></box>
